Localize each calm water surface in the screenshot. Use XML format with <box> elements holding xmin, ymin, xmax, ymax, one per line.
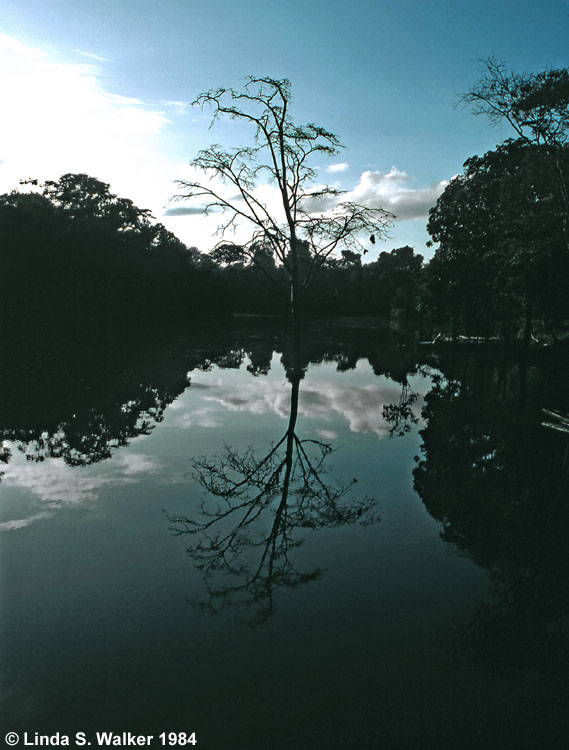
<box><xmin>2</xmin><ymin>321</ymin><xmax>568</xmax><ymax>749</ymax></box>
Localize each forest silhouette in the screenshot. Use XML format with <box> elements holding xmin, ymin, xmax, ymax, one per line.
<box><xmin>2</xmin><ymin>61</ymin><xmax>569</xmax><ymax>345</ymax></box>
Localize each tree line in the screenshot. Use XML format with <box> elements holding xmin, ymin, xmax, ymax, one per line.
<box><xmin>0</xmin><ymin>171</ymin><xmax>425</xmax><ymax>330</ymax></box>
<box><xmin>2</xmin><ymin>62</ymin><xmax>568</xmax><ymax>343</ymax></box>
<box><xmin>0</xmin><ymin>173</ymin><xmax>231</xmax><ymax>338</ymax></box>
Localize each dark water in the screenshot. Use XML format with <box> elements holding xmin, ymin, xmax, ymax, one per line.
<box><xmin>2</xmin><ymin>320</ymin><xmax>569</xmax><ymax>749</ymax></box>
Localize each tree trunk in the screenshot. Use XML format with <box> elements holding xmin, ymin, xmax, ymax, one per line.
<box><xmin>521</xmin><ymin>299</ymin><xmax>533</xmax><ymax>350</ymax></box>
<box><xmin>289</xmin><ymin>238</ymin><xmax>302</xmax><ymax>324</ymax></box>
<box><xmin>502</xmin><ymin>311</ymin><xmax>513</xmax><ymax>349</ymax></box>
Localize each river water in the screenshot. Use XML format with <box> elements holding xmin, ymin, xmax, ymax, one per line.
<box><xmin>2</xmin><ymin>319</ymin><xmax>568</xmax><ymax>749</ymax></box>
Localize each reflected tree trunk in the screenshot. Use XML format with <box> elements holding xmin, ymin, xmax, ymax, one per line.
<box><xmin>167</xmin><ymin>323</ymin><xmax>378</xmax><ymax>624</ymax></box>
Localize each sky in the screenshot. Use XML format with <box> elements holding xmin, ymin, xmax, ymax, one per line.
<box><xmin>1</xmin><ymin>0</ymin><xmax>568</xmax><ymax>260</ymax></box>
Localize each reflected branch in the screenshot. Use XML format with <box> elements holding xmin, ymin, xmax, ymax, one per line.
<box><xmin>168</xmin><ymin>328</ymin><xmax>379</xmax><ymax>624</ymax></box>
<box><xmin>382</xmin><ymin>376</ymin><xmax>420</xmax><ymax>437</ymax></box>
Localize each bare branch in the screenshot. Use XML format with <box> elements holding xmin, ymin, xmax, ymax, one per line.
<box><xmin>459</xmin><ymin>57</ymin><xmax>569</xmax><ymax>148</ymax></box>
<box><xmin>175</xmin><ymin>77</ymin><xmax>393</xmax><ymax>318</ymax></box>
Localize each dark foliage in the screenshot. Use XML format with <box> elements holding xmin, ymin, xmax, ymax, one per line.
<box><xmin>414</xmin><ymin>353</ymin><xmax>569</xmax><ymax>674</ymax></box>
<box><xmin>426</xmin><ymin>140</ymin><xmax>569</xmax><ymax>342</ymax></box>
<box><xmin>0</xmin><ymin>173</ymin><xmax>233</xmax><ymax>337</ymax></box>
<box><xmin>211</xmin><ymin>243</ymin><xmax>425</xmax><ymax>320</ymax></box>
<box><xmin>425</xmin><ymin>59</ymin><xmax>569</xmax><ymax>343</ymax></box>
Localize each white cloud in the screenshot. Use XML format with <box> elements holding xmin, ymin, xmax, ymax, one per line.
<box><xmin>115</xmin><ymin>453</ymin><xmax>161</xmax><ymax>476</ymax></box>
<box><xmin>1</xmin><ymin>459</ymin><xmax>122</xmax><ymax>506</ymax></box>
<box><xmin>202</xmin><ymin>375</ymin><xmax>406</xmax><ymax>438</ymax></box>
<box><xmin>344</xmin><ymin>168</ymin><xmax>448</xmax><ymax>221</ymax></box>
<box><xmin>0</xmin><ymin>449</ymin><xmax>160</xmax><ymax>530</ymax></box>
<box><xmin>298</xmin><ymin>167</ymin><xmax>447</xmax><ymax>227</ymax></box>
<box><xmin>326</xmin><ymin>162</ymin><xmax>349</xmax><ymax>173</ymax></box>
<box><xmin>161</xmin><ymin>100</ymin><xmax>190</xmax><ymax>115</ymax></box>
<box><xmin>317</xmin><ymin>429</ymin><xmax>338</xmax><ymax>440</ymax></box>
<box><xmin>301</xmin><ymin>382</ymin><xmax>400</xmax><ymax>436</ymax></box>
<box><xmin>0</xmin><ymin>34</ymin><xmax>169</xmax><ymax>179</ymax></box>
<box><xmin>0</xmin><ymin>33</ymin><xmax>194</xmax><ymax>239</ymax></box>
<box><xmin>0</xmin><ymin>512</ymin><xmax>54</xmax><ymax>531</ymax></box>
<box><xmin>174</xmin><ymin>406</ymin><xmax>222</xmax><ymax>429</ymax></box>
<box><xmin>72</xmin><ymin>49</ymin><xmax>109</xmax><ymax>63</ymax></box>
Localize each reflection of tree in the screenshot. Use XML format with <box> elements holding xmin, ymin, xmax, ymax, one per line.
<box><xmin>168</xmin><ymin>327</ymin><xmax>378</xmax><ymax>624</ymax></box>
<box><xmin>0</xmin><ymin>319</ymin><xmax>420</xmax><ymax>476</ymax></box>
<box><xmin>0</xmin><ymin>338</ymin><xmax>190</xmax><ymax>469</ymax></box>
<box><xmin>414</xmin><ymin>358</ymin><xmax>569</xmax><ymax>673</ymax></box>
<box><xmin>382</xmin><ymin>376</ymin><xmax>420</xmax><ymax>437</ymax></box>
<box><xmin>0</xmin><ymin>443</ymin><xmax>10</xmax><ymax>480</ymax></box>
<box><xmin>380</xmin><ymin>342</ymin><xmax>426</xmax><ymax>437</ymax></box>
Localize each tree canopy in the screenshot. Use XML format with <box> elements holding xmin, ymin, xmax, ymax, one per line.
<box><xmin>460</xmin><ymin>57</ymin><xmax>569</xmax><ymax>246</ymax></box>
<box><xmin>427</xmin><ymin>140</ymin><xmax>569</xmax><ymax>340</ymax></box>
<box><xmin>0</xmin><ymin>173</ymin><xmax>231</xmax><ymax>336</ymax></box>
<box><xmin>424</xmin><ymin>59</ymin><xmax>569</xmax><ymax>343</ymax></box>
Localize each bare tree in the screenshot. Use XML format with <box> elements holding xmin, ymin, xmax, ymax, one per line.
<box><xmin>174</xmin><ymin>76</ymin><xmax>393</xmax><ymax>319</ymax></box>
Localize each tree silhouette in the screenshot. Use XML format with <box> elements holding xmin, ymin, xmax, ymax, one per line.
<box><xmin>1</xmin><ymin>174</ymin><xmax>232</xmax><ymax>335</ymax></box>
<box><xmin>174</xmin><ymin>76</ymin><xmax>393</xmax><ymax>320</ymax></box>
<box><xmin>459</xmin><ymin>58</ymin><xmax>569</xmax><ymax>148</ymax></box>
<box><xmin>426</xmin><ymin>141</ymin><xmax>569</xmax><ymax>341</ymax></box>
<box><xmin>460</xmin><ymin>58</ymin><xmax>569</xmax><ymax>246</ymax></box>
<box><xmin>167</xmin><ymin>328</ymin><xmax>378</xmax><ymax>624</ymax></box>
